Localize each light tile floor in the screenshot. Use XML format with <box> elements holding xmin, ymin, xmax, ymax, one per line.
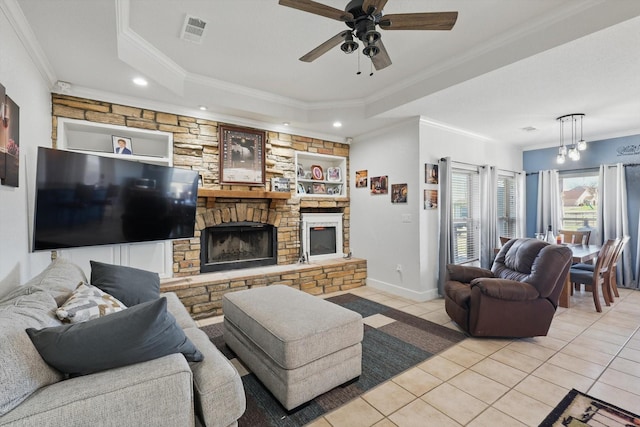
<box><xmin>197</xmin><ymin>285</ymin><xmax>640</xmax><ymax>427</ymax></box>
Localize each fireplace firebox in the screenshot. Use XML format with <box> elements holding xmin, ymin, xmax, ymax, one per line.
<box><xmin>201</xmin><ymin>222</ymin><xmax>277</xmax><ymax>273</ymax></box>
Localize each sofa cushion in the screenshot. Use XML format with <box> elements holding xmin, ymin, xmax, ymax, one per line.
<box><xmin>0</xmin><ymin>258</ymin><xmax>87</xmax><ymax>307</ymax></box>
<box><xmin>55</xmin><ymin>282</ymin><xmax>127</xmax><ymax>323</ymax></box>
<box><xmin>27</xmin><ymin>297</ymin><xmax>203</xmax><ymax>376</ymax></box>
<box><xmin>0</xmin><ymin>291</ymin><xmax>64</xmax><ymax>417</ymax></box>
<box><xmin>90</xmin><ymin>260</ymin><xmax>159</xmax><ymax>307</ymax></box>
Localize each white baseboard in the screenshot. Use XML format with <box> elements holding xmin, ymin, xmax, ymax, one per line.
<box><xmin>365</xmin><ymin>278</ymin><xmax>441</xmax><ymax>302</ymax></box>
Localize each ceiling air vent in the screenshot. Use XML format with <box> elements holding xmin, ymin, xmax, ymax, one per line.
<box><xmin>180</xmin><ymin>15</ymin><xmax>207</xmax><ymax>44</ymax></box>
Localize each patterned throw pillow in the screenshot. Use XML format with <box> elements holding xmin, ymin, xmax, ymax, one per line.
<box><xmin>55</xmin><ymin>282</ymin><xmax>127</xmax><ymax>323</ymax></box>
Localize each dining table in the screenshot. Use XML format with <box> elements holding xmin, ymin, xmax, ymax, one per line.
<box><xmin>558</xmin><ymin>244</ymin><xmax>601</xmax><ymax>308</ymax></box>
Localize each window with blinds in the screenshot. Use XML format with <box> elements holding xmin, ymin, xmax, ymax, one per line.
<box><xmin>451</xmin><ymin>168</ymin><xmax>480</xmax><ymax>265</ymax></box>
<box><xmin>497</xmin><ymin>174</ymin><xmax>517</xmax><ymax>238</ymax></box>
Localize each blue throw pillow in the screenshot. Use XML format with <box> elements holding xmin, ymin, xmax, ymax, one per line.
<box><xmin>26</xmin><ymin>297</ymin><xmax>203</xmax><ymax>376</ymax></box>
<box><xmin>90</xmin><ymin>260</ymin><xmax>160</xmax><ymax>307</ymax></box>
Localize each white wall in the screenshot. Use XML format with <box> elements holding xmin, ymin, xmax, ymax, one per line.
<box><xmin>0</xmin><ymin>6</ymin><xmax>53</xmax><ymax>297</ymax></box>
<box><xmin>351</xmin><ymin>117</ymin><xmax>523</xmax><ymax>301</ymax></box>
<box><xmin>350</xmin><ymin>119</ymin><xmax>423</xmax><ymax>299</ymax></box>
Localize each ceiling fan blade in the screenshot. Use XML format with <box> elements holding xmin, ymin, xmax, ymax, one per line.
<box><xmin>299</xmin><ymin>31</ymin><xmax>351</xmax><ymax>62</ymax></box>
<box><xmin>379</xmin><ymin>12</ymin><xmax>458</xmax><ymax>30</ymax></box>
<box><xmin>371</xmin><ymin>40</ymin><xmax>392</xmax><ymax>71</ymax></box>
<box><xmin>362</xmin><ymin>0</ymin><xmax>388</xmax><ymax>14</ymax></box>
<box><xmin>279</xmin><ymin>0</ymin><xmax>353</xmax><ymax>22</ymax></box>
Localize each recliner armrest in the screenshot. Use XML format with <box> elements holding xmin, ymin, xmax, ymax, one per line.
<box><xmin>446</xmin><ymin>264</ymin><xmax>494</xmax><ymax>283</ymax></box>
<box><xmin>470</xmin><ymin>278</ymin><xmax>540</xmax><ymax>301</ymax></box>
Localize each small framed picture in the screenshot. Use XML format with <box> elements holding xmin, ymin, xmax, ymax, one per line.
<box><xmin>297</xmin><ymin>164</ymin><xmax>305</xmax><ymax>178</ymax></box>
<box><xmin>112</xmin><ymin>136</ymin><xmax>133</xmax><ymax>155</ymax></box>
<box><xmin>311</xmin><ymin>165</ymin><xmax>324</xmax><ymax>180</ymax></box>
<box><xmin>297</xmin><ymin>183</ymin><xmax>306</xmax><ymax>194</ymax></box>
<box><xmin>424</xmin><ymin>189</ymin><xmax>438</xmax><ymax>209</ymax></box>
<box><xmin>327</xmin><ymin>167</ymin><xmax>341</xmax><ymax>182</ymax></box>
<box><xmin>370</xmin><ymin>176</ymin><xmax>388</xmax><ymax>194</ymax></box>
<box><xmin>425</xmin><ymin>163</ymin><xmax>439</xmax><ymax>184</ymax></box>
<box><xmin>312</xmin><ymin>183</ymin><xmax>326</xmax><ymax>194</ymax></box>
<box><xmin>391</xmin><ymin>184</ymin><xmax>407</xmax><ymax>203</ymax></box>
<box><xmin>355</xmin><ymin>170</ymin><xmax>368</xmax><ymax>188</ymax></box>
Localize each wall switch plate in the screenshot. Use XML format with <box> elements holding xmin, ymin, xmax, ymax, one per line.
<box><xmin>396</xmin><ymin>264</ymin><xmax>402</xmax><ymax>272</ymax></box>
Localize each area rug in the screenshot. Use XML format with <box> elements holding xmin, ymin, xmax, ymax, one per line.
<box><xmin>540</xmin><ymin>388</ymin><xmax>640</xmax><ymax>426</ymax></box>
<box><xmin>201</xmin><ymin>292</ymin><xmax>466</xmax><ymax>427</ymax></box>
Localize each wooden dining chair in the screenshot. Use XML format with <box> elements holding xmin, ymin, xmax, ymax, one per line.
<box><xmin>499</xmin><ymin>236</ymin><xmax>511</xmax><ymax>246</ymax></box>
<box><xmin>569</xmin><ymin>239</ymin><xmax>617</xmax><ymax>312</ymax></box>
<box><xmin>558</xmin><ymin>229</ymin><xmax>591</xmax><ymax>245</ymax></box>
<box><xmin>572</xmin><ymin>236</ymin><xmax>630</xmax><ymax>301</ymax></box>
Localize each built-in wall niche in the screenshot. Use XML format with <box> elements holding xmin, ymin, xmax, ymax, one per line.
<box><xmin>57</xmin><ymin>117</ymin><xmax>173</xmax><ymax>165</ymax></box>
<box><xmin>295</xmin><ymin>152</ymin><xmax>346</xmax><ymax>197</ymax></box>
<box><xmin>51</xmin><ymin>117</ymin><xmax>175</xmax><ymax>277</ymax></box>
<box><xmin>301</xmin><ymin>213</ymin><xmax>344</xmax><ymax>261</ymax></box>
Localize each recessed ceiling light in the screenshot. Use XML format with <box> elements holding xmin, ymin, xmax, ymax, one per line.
<box><xmin>199</xmin><ymin>106</ymin><xmax>207</xmax><ymax>111</ymax></box>
<box><xmin>132</xmin><ymin>77</ymin><xmax>148</xmax><ymax>86</ymax></box>
<box><xmin>333</xmin><ymin>121</ymin><xmax>342</xmax><ymax>128</ymax></box>
<box><xmin>283</xmin><ymin>122</ymin><xmax>290</xmax><ymax>126</ymax></box>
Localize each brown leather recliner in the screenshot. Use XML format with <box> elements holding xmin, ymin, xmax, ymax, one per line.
<box><xmin>444</xmin><ymin>238</ymin><xmax>572</xmax><ymax>338</ymax></box>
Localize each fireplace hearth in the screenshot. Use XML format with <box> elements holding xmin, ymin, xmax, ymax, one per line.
<box><xmin>201</xmin><ymin>222</ymin><xmax>277</xmax><ymax>273</ymax></box>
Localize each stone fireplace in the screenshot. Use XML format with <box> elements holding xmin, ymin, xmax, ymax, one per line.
<box><xmin>200</xmin><ymin>222</ymin><xmax>277</xmax><ymax>272</ymax></box>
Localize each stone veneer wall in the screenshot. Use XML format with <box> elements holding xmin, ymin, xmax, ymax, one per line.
<box><xmin>50</xmin><ymin>94</ymin><xmax>351</xmax><ymax>276</ymax></box>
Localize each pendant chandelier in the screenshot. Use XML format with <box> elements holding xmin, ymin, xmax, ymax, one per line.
<box><xmin>556</xmin><ymin>113</ymin><xmax>587</xmax><ymax>164</ymax></box>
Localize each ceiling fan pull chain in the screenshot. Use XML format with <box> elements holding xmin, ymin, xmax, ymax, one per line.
<box><xmin>357</xmin><ymin>49</ymin><xmax>361</xmax><ymax>75</ymax></box>
<box><xmin>370</xmin><ymin>59</ymin><xmax>374</xmax><ymax>76</ymax></box>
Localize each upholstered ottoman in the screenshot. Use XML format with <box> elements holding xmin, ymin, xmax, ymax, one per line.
<box><xmin>222</xmin><ymin>285</ymin><xmax>363</xmax><ymax>410</ymax></box>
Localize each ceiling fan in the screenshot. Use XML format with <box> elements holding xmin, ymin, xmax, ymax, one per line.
<box><xmin>278</xmin><ymin>0</ymin><xmax>458</xmax><ymax>71</ymax></box>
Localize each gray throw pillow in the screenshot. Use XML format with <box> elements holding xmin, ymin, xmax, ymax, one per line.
<box><xmin>90</xmin><ymin>260</ymin><xmax>160</xmax><ymax>307</ymax></box>
<box><xmin>26</xmin><ymin>297</ymin><xmax>203</xmax><ymax>376</ymax></box>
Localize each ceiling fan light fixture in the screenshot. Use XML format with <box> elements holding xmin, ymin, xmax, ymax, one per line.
<box><xmin>364</xmin><ymin>29</ymin><xmax>380</xmax><ymax>44</ymax></box>
<box><xmin>341</xmin><ymin>39</ymin><xmax>359</xmax><ymax>54</ymax></box>
<box><xmin>363</xmin><ymin>44</ymin><xmax>379</xmax><ymax>58</ymax></box>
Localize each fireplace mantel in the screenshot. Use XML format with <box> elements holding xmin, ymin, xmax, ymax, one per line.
<box><xmin>197</xmin><ymin>188</ymin><xmax>291</xmax><ymax>200</ymax></box>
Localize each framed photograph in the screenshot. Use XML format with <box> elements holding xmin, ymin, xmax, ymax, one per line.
<box><xmin>312</xmin><ymin>183</ymin><xmax>326</xmax><ymax>194</ymax></box>
<box><xmin>370</xmin><ymin>175</ymin><xmax>388</xmax><ymax>194</ymax></box>
<box><xmin>355</xmin><ymin>170</ymin><xmax>368</xmax><ymax>188</ymax></box>
<box><xmin>425</xmin><ymin>163</ymin><xmax>439</xmax><ymax>184</ymax></box>
<box><xmin>297</xmin><ymin>183</ymin><xmax>306</xmax><ymax>194</ymax></box>
<box><xmin>1</xmin><ymin>96</ymin><xmax>19</xmax><ymax>187</ymax></box>
<box><xmin>271</xmin><ymin>177</ymin><xmax>290</xmax><ymax>192</ymax></box>
<box><xmin>311</xmin><ymin>165</ymin><xmax>324</xmax><ymax>180</ymax></box>
<box><xmin>327</xmin><ymin>184</ymin><xmax>342</xmax><ymax>195</ymax></box>
<box><xmin>391</xmin><ymin>183</ymin><xmax>408</xmax><ymax>203</ymax></box>
<box><xmin>112</xmin><ymin>136</ymin><xmax>133</xmax><ymax>155</ymax></box>
<box><xmin>219</xmin><ymin>125</ymin><xmax>265</xmax><ymax>185</ymax></box>
<box><xmin>424</xmin><ymin>189</ymin><xmax>438</xmax><ymax>209</ymax></box>
<box><xmin>297</xmin><ymin>164</ymin><xmax>305</xmax><ymax>178</ymax></box>
<box><xmin>0</xmin><ymin>85</ymin><xmax>6</xmax><ymax>181</ymax></box>
<box><xmin>327</xmin><ymin>167</ymin><xmax>341</xmax><ymax>182</ymax></box>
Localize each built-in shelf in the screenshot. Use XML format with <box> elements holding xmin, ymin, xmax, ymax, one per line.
<box><xmin>295</xmin><ymin>152</ymin><xmax>347</xmax><ymax>198</ymax></box>
<box><xmin>197</xmin><ymin>188</ymin><xmax>291</xmax><ymax>200</ymax></box>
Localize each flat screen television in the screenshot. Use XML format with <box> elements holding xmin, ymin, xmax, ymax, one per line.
<box><xmin>33</xmin><ymin>147</ymin><xmax>199</xmax><ymax>251</ymax></box>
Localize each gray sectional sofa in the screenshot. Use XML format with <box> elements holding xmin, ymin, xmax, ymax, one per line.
<box><xmin>0</xmin><ymin>258</ymin><xmax>245</xmax><ymax>427</ymax></box>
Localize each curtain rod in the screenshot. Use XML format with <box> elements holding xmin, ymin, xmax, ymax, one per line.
<box><xmin>442</xmin><ymin>158</ymin><xmax>522</xmax><ymax>174</ymax></box>
<box><xmin>525</xmin><ymin>162</ymin><xmax>640</xmax><ymax>176</ymax></box>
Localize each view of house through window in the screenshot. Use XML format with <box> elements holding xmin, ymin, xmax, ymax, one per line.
<box><xmin>559</xmin><ymin>171</ymin><xmax>599</xmax><ymax>236</ymax></box>
<box><xmin>452</xmin><ymin>168</ymin><xmax>480</xmax><ymax>265</ymax></box>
